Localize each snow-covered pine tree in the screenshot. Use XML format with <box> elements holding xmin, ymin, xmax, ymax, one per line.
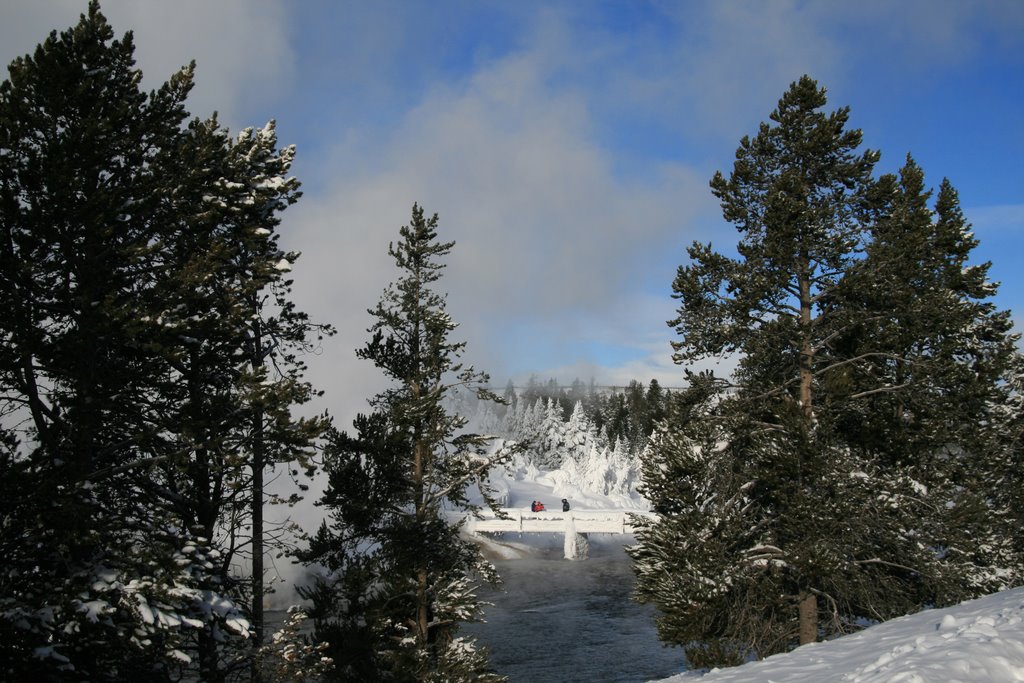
<box><xmin>630</xmin><ymin>76</ymin><xmax>1020</xmax><ymax>668</ymax></box>
<box><xmin>522</xmin><ymin>396</ymin><xmax>544</xmax><ymax>445</ymax></box>
<box><xmin>607</xmin><ymin>436</ymin><xmax>637</xmax><ymax>496</ymax></box>
<box><xmin>0</xmin><ymin>6</ymin><xmax>206</xmax><ymax>678</ymax></box>
<box><xmin>141</xmin><ymin>115</ymin><xmax>331</xmax><ymax>680</ymax></box>
<box><xmin>832</xmin><ymin>156</ymin><xmax>1022</xmax><ymax>598</ymax></box>
<box><xmin>298</xmin><ymin>205</ymin><xmax>509</xmax><ymax>682</ymax></box>
<box><xmin>602</xmin><ymin>392</ymin><xmax>631</xmax><ymax>448</ymax></box>
<box><xmin>0</xmin><ymin>6</ymin><xmax>330</xmax><ymax>679</ymax></box>
<box><xmin>499</xmin><ymin>394</ymin><xmax>522</xmax><ymax>437</ymax></box>
<box><xmin>562</xmin><ymin>401</ymin><xmax>592</xmax><ymax>465</ymax></box>
<box><xmin>535</xmin><ymin>397</ymin><xmax>568</xmax><ymax>469</ymax></box>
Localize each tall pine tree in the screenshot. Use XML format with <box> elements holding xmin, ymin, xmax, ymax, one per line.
<box><xmin>0</xmin><ymin>6</ymin><xmax>203</xmax><ymax>677</ymax></box>
<box><xmin>139</xmin><ymin>114</ymin><xmax>331</xmax><ymax>680</ymax></box>
<box><xmin>0</xmin><ymin>5</ymin><xmax>330</xmax><ymax>679</ymax></box>
<box><xmin>629</xmin><ymin>76</ymin><xmax>1022</xmax><ymax>669</ymax></box>
<box><xmin>299</xmin><ymin>204</ymin><xmax>510</xmax><ymax>681</ymax></box>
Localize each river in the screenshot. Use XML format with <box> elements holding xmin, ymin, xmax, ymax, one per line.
<box><xmin>462</xmin><ymin>537</ymin><xmax>686</xmax><ymax>682</ymax></box>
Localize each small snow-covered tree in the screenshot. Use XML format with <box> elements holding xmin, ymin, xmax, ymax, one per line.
<box><xmin>562</xmin><ymin>401</ymin><xmax>592</xmax><ymax>464</ymax></box>
<box><xmin>534</xmin><ymin>398</ymin><xmax>567</xmax><ymax>469</ymax></box>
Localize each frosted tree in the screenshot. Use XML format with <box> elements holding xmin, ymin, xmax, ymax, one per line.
<box><xmin>299</xmin><ymin>205</ymin><xmax>509</xmax><ymax>682</ymax></box>
<box><xmin>608</xmin><ymin>437</ymin><xmax>638</xmax><ymax>496</ymax></box>
<box><xmin>522</xmin><ymin>398</ymin><xmax>545</xmax><ymax>444</ymax></box>
<box><xmin>562</xmin><ymin>401</ymin><xmax>592</xmax><ymax>465</ymax></box>
<box><xmin>499</xmin><ymin>393</ymin><xmax>520</xmax><ymax>436</ymax></box>
<box><xmin>535</xmin><ymin>398</ymin><xmax>568</xmax><ymax>469</ymax></box>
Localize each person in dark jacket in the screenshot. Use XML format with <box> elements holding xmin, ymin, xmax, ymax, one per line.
<box><xmin>562</xmin><ymin>498</ymin><xmax>570</xmax><ymax>512</ymax></box>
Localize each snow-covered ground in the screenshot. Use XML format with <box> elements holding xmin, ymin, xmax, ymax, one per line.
<box><xmin>655</xmin><ymin>587</ymin><xmax>1024</xmax><ymax>683</ymax></box>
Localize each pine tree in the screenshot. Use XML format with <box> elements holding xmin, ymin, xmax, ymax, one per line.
<box><xmin>0</xmin><ymin>5</ymin><xmax>329</xmax><ymax>679</ymax></box>
<box><xmin>536</xmin><ymin>397</ymin><xmax>568</xmax><ymax>469</ymax></box>
<box><xmin>562</xmin><ymin>401</ymin><xmax>592</xmax><ymax>465</ymax></box>
<box><xmin>644</xmin><ymin>379</ymin><xmax>667</xmax><ymax>435</ymax></box>
<box><xmin>629</xmin><ymin>76</ymin><xmax>1021</xmax><ymax>669</ymax></box>
<box><xmin>995</xmin><ymin>357</ymin><xmax>1024</xmax><ymax>563</ymax></box>
<box><xmin>602</xmin><ymin>392</ymin><xmax>631</xmax><ymax>447</ymax></box>
<box><xmin>0</xmin><ymin>6</ymin><xmax>203</xmax><ymax>677</ymax></box>
<box><xmin>140</xmin><ymin>115</ymin><xmax>331</xmax><ymax>680</ymax></box>
<box><xmin>299</xmin><ymin>204</ymin><xmax>509</xmax><ymax>682</ymax></box>
<box><xmin>833</xmin><ymin>157</ymin><xmax>1021</xmax><ymax>597</ymax></box>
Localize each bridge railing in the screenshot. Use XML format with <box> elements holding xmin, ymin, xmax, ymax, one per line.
<box><xmin>466</xmin><ymin>508</ymin><xmax>656</xmax><ymax>535</ymax></box>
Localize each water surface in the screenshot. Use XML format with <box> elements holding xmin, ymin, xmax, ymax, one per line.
<box><xmin>464</xmin><ymin>538</ymin><xmax>685</xmax><ymax>682</ymax></box>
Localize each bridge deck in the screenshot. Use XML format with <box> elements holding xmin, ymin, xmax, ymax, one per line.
<box><xmin>467</xmin><ymin>508</ymin><xmax>654</xmax><ymax>535</ymax></box>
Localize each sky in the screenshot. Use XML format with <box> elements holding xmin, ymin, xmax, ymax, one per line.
<box><xmin>1</xmin><ymin>1</ymin><xmax>1022</xmax><ymax>426</ymax></box>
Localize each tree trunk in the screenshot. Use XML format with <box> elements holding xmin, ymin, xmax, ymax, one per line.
<box><xmin>250</xmin><ymin>313</ymin><xmax>265</xmax><ymax>683</ymax></box>
<box><xmin>251</xmin><ymin>419</ymin><xmax>263</xmax><ymax>682</ymax></box>
<box><xmin>798</xmin><ymin>259</ymin><xmax>815</xmax><ymax>425</ymax></box>
<box><xmin>798</xmin><ymin>592</ymin><xmax>817</xmax><ymax>645</ymax></box>
<box><xmin>413</xmin><ymin>429</ymin><xmax>430</xmax><ymax>647</ymax></box>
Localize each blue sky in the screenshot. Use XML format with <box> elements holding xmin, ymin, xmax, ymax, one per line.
<box><xmin>2</xmin><ymin>1</ymin><xmax>1022</xmax><ymax>423</ymax></box>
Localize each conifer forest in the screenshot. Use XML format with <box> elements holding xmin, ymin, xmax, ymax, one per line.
<box><xmin>1</xmin><ymin>4</ymin><xmax>1022</xmax><ymax>682</ymax></box>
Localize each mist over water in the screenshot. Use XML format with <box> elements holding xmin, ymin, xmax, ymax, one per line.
<box><xmin>464</xmin><ymin>538</ymin><xmax>685</xmax><ymax>682</ymax></box>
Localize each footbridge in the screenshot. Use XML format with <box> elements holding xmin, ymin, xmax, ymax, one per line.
<box><xmin>464</xmin><ymin>508</ymin><xmax>656</xmax><ymax>560</ymax></box>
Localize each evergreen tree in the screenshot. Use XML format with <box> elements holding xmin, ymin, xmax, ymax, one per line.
<box><xmin>602</xmin><ymin>392</ymin><xmax>631</xmax><ymax>447</ymax></box>
<box><xmin>562</xmin><ymin>401</ymin><xmax>592</xmax><ymax>465</ymax></box>
<box><xmin>299</xmin><ymin>205</ymin><xmax>509</xmax><ymax>681</ymax></box>
<box><xmin>833</xmin><ymin>157</ymin><xmax>1021</xmax><ymax>595</ymax></box>
<box><xmin>644</xmin><ymin>379</ymin><xmax>667</xmax><ymax>435</ymax></box>
<box><xmin>624</xmin><ymin>380</ymin><xmax>648</xmax><ymax>447</ymax></box>
<box><xmin>141</xmin><ymin>115</ymin><xmax>331</xmax><ymax>680</ymax></box>
<box><xmin>995</xmin><ymin>357</ymin><xmax>1024</xmax><ymax>563</ymax></box>
<box><xmin>0</xmin><ymin>6</ymin><xmax>203</xmax><ymax>677</ymax></box>
<box><xmin>535</xmin><ymin>397</ymin><xmax>567</xmax><ymax>469</ymax></box>
<box><xmin>629</xmin><ymin>76</ymin><xmax>1021</xmax><ymax>669</ymax></box>
<box><xmin>0</xmin><ymin>6</ymin><xmax>329</xmax><ymax>679</ymax></box>
<box><xmin>520</xmin><ymin>399</ymin><xmax>544</xmax><ymax>455</ymax></box>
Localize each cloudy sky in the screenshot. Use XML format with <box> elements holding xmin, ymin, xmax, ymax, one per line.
<box><xmin>2</xmin><ymin>1</ymin><xmax>1023</xmax><ymax>425</ymax></box>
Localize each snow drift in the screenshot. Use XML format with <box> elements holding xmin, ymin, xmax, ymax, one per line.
<box><xmin>656</xmin><ymin>587</ymin><xmax>1024</xmax><ymax>683</ymax></box>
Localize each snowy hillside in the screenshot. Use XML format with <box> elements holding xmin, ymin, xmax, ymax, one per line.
<box><xmin>485</xmin><ymin>448</ymin><xmax>649</xmax><ymax>513</ymax></box>
<box><xmin>655</xmin><ymin>587</ymin><xmax>1024</xmax><ymax>683</ymax></box>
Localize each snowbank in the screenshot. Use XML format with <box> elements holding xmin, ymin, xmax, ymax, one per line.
<box><xmin>655</xmin><ymin>587</ymin><xmax>1024</xmax><ymax>683</ymax></box>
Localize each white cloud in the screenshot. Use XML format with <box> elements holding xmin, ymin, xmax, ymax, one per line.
<box><xmin>104</xmin><ymin>0</ymin><xmax>294</xmax><ymax>129</ymax></box>
<box><xmin>0</xmin><ymin>1</ymin><xmax>294</xmax><ymax>131</ymax></box>
<box><xmin>280</xmin><ymin>32</ymin><xmax>713</xmax><ymax>418</ymax></box>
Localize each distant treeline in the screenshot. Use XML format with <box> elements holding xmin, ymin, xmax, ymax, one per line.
<box><xmin>457</xmin><ymin>377</ymin><xmax>674</xmax><ymax>455</ymax></box>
